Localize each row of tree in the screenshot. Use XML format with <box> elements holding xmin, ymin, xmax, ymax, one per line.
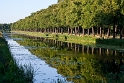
<box><xmin>0</xmin><ymin>24</ymin><xmax>10</xmax><ymax>32</ymax></box>
<box><xmin>10</xmin><ymin>0</ymin><xmax>124</xmax><ymax>39</ymax></box>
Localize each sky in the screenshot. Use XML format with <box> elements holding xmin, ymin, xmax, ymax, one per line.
<box><xmin>0</xmin><ymin>0</ymin><xmax>57</xmax><ymax>24</ymax></box>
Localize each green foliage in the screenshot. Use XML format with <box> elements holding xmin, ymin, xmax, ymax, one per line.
<box><xmin>9</xmin><ymin>0</ymin><xmax>124</xmax><ymax>41</ymax></box>
<box><xmin>0</xmin><ymin>24</ymin><xmax>10</xmax><ymax>32</ymax></box>
<box><xmin>0</xmin><ymin>36</ymin><xmax>33</xmax><ymax>83</ymax></box>
<box><xmin>10</xmin><ymin>0</ymin><xmax>124</xmax><ymax>31</ymax></box>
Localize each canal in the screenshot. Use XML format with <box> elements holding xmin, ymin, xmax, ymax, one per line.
<box><xmin>3</xmin><ymin>33</ymin><xmax>124</xmax><ymax>83</ymax></box>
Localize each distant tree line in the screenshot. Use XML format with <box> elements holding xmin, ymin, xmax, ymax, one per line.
<box><xmin>0</xmin><ymin>24</ymin><xmax>10</xmax><ymax>32</ymax></box>
<box><xmin>10</xmin><ymin>0</ymin><xmax>124</xmax><ymax>39</ymax></box>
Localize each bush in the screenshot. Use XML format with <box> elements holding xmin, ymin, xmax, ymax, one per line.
<box><xmin>46</xmin><ymin>34</ymin><xmax>49</xmax><ymax>36</ymax></box>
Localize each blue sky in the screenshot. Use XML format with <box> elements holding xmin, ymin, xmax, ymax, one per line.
<box><xmin>0</xmin><ymin>0</ymin><xmax>57</xmax><ymax>24</ymax></box>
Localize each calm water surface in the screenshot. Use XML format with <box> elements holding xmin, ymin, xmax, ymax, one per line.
<box><xmin>4</xmin><ymin>33</ymin><xmax>124</xmax><ymax>83</ymax></box>
<box><xmin>4</xmin><ymin>33</ymin><xmax>70</xmax><ymax>83</ymax></box>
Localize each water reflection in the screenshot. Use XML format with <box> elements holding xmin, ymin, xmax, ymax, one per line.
<box><xmin>4</xmin><ymin>33</ymin><xmax>69</xmax><ymax>83</ymax></box>
<box><xmin>11</xmin><ymin>34</ymin><xmax>124</xmax><ymax>83</ymax></box>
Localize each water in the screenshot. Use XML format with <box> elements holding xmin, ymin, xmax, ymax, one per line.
<box><xmin>4</xmin><ymin>33</ymin><xmax>70</xmax><ymax>83</ymax></box>
<box><xmin>3</xmin><ymin>33</ymin><xmax>124</xmax><ymax>83</ymax></box>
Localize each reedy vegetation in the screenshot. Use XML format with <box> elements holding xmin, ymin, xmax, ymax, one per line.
<box><xmin>0</xmin><ymin>34</ymin><xmax>33</xmax><ymax>83</ymax></box>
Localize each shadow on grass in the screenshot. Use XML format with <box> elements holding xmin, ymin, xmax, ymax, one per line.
<box><xmin>96</xmin><ymin>38</ymin><xmax>124</xmax><ymax>47</ymax></box>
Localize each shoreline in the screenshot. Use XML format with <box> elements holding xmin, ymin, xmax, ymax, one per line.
<box><xmin>11</xmin><ymin>31</ymin><xmax>96</xmax><ymax>45</ymax></box>
<box><xmin>0</xmin><ymin>34</ymin><xmax>33</xmax><ymax>82</ymax></box>
<box><xmin>11</xmin><ymin>31</ymin><xmax>124</xmax><ymax>51</ymax></box>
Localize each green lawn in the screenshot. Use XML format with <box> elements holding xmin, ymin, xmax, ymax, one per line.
<box><xmin>12</xmin><ymin>31</ymin><xmax>96</xmax><ymax>46</ymax></box>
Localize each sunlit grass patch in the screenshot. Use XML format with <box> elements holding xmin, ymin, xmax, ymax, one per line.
<box><xmin>12</xmin><ymin>31</ymin><xmax>96</xmax><ymax>45</ymax></box>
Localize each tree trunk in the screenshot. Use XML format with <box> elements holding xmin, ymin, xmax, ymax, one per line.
<box><xmin>87</xmin><ymin>46</ymin><xmax>89</xmax><ymax>54</ymax></box>
<box><xmin>107</xmin><ymin>28</ymin><xmax>110</xmax><ymax>38</ymax></box>
<box><xmin>68</xmin><ymin>27</ymin><xmax>70</xmax><ymax>35</ymax></box>
<box><xmin>78</xmin><ymin>26</ymin><xmax>80</xmax><ymax>36</ymax></box>
<box><xmin>75</xmin><ymin>27</ymin><xmax>77</xmax><ymax>35</ymax></box>
<box><xmin>92</xmin><ymin>27</ymin><xmax>95</xmax><ymax>36</ymax></box>
<box><xmin>115</xmin><ymin>25</ymin><xmax>117</xmax><ymax>37</ymax></box>
<box><xmin>100</xmin><ymin>27</ymin><xmax>102</xmax><ymax>37</ymax></box>
<box><xmin>97</xmin><ymin>27</ymin><xmax>99</xmax><ymax>35</ymax></box>
<box><xmin>102</xmin><ymin>28</ymin><xmax>105</xmax><ymax>38</ymax></box>
<box><xmin>82</xmin><ymin>28</ymin><xmax>84</xmax><ymax>36</ymax></box>
<box><xmin>92</xmin><ymin>47</ymin><xmax>94</xmax><ymax>54</ymax></box>
<box><xmin>88</xmin><ymin>29</ymin><xmax>90</xmax><ymax>36</ymax></box>
<box><xmin>44</xmin><ymin>28</ymin><xmax>46</xmax><ymax>33</ymax></box>
<box><xmin>50</xmin><ymin>28</ymin><xmax>52</xmax><ymax>33</ymax></box>
<box><xmin>61</xmin><ymin>28</ymin><xmax>63</xmax><ymax>34</ymax></box>
<box><xmin>60</xmin><ymin>27</ymin><xmax>61</xmax><ymax>33</ymax></box>
<box><xmin>57</xmin><ymin>28</ymin><xmax>59</xmax><ymax>34</ymax></box>
<box><xmin>48</xmin><ymin>28</ymin><xmax>49</xmax><ymax>33</ymax></box>
<box><xmin>71</xmin><ymin>28</ymin><xmax>73</xmax><ymax>35</ymax></box>
<box><xmin>55</xmin><ymin>27</ymin><xmax>57</xmax><ymax>34</ymax></box>
<box><xmin>120</xmin><ymin>25</ymin><xmax>123</xmax><ymax>39</ymax></box>
<box><xmin>113</xmin><ymin>24</ymin><xmax>116</xmax><ymax>38</ymax></box>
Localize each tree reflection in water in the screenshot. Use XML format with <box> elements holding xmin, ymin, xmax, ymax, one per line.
<box><xmin>12</xmin><ymin>34</ymin><xmax>124</xmax><ymax>83</ymax></box>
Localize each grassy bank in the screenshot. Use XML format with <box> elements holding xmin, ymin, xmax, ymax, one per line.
<box><xmin>0</xmin><ymin>34</ymin><xmax>33</xmax><ymax>83</ymax></box>
<box><xmin>12</xmin><ymin>31</ymin><xmax>96</xmax><ymax>45</ymax></box>
<box><xmin>11</xmin><ymin>31</ymin><xmax>124</xmax><ymax>51</ymax></box>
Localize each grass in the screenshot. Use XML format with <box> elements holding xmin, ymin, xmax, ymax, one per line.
<box><xmin>0</xmin><ymin>34</ymin><xmax>33</xmax><ymax>83</ymax></box>
<box><xmin>12</xmin><ymin>31</ymin><xmax>96</xmax><ymax>46</ymax></box>
<box><xmin>11</xmin><ymin>31</ymin><xmax>124</xmax><ymax>51</ymax></box>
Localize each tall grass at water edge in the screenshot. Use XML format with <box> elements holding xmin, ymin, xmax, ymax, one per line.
<box><xmin>0</xmin><ymin>36</ymin><xmax>34</xmax><ymax>83</ymax></box>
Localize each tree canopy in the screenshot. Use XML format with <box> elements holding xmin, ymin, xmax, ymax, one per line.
<box><xmin>10</xmin><ymin>0</ymin><xmax>124</xmax><ymax>38</ymax></box>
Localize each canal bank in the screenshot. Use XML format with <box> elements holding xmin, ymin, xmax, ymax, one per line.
<box><xmin>0</xmin><ymin>33</ymin><xmax>33</xmax><ymax>83</ymax></box>
<box><xmin>3</xmin><ymin>33</ymin><xmax>71</xmax><ymax>83</ymax></box>
<box><xmin>11</xmin><ymin>31</ymin><xmax>124</xmax><ymax>52</ymax></box>
<box><xmin>11</xmin><ymin>31</ymin><xmax>96</xmax><ymax>45</ymax></box>
<box><xmin>11</xmin><ymin>33</ymin><xmax>124</xmax><ymax>83</ymax></box>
